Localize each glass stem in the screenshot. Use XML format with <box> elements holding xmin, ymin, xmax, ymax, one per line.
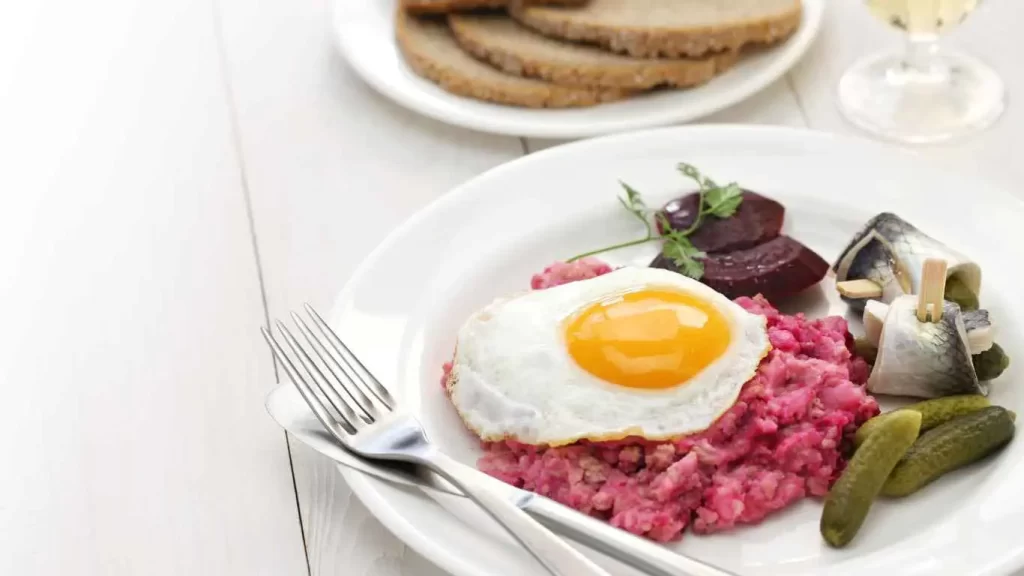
<box><xmin>902</xmin><ymin>35</ymin><xmax>949</xmax><ymax>82</ymax></box>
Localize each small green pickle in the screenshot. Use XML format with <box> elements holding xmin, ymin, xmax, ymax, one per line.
<box><xmin>821</xmin><ymin>410</ymin><xmax>921</xmax><ymax>548</ymax></box>
<box><xmin>944</xmin><ymin>276</ymin><xmax>980</xmax><ymax>311</ymax></box>
<box><xmin>854</xmin><ymin>395</ymin><xmax>991</xmax><ymax>448</ymax></box>
<box><xmin>853</xmin><ymin>338</ymin><xmax>878</xmax><ymax>365</ymax></box>
<box><xmin>883</xmin><ymin>406</ymin><xmax>1015</xmax><ymax>497</ymax></box>
<box><xmin>974</xmin><ymin>343</ymin><xmax>1011</xmax><ymax>381</ymax></box>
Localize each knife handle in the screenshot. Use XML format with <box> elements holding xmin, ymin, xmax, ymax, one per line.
<box><xmin>521</xmin><ymin>495</ymin><xmax>738</xmax><ymax>576</ymax></box>
<box><xmin>424</xmin><ymin>451</ymin><xmax>614</xmax><ymax>576</ymax></box>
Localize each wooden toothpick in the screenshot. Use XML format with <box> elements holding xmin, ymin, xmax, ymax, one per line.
<box><xmin>917</xmin><ymin>258</ymin><xmax>948</xmax><ymax>323</ymax></box>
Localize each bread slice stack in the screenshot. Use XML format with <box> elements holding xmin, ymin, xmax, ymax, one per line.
<box><xmin>404</xmin><ymin>0</ymin><xmax>587</xmax><ymax>15</ymax></box>
<box><xmin>395</xmin><ymin>0</ymin><xmax>802</xmax><ymax>109</ymax></box>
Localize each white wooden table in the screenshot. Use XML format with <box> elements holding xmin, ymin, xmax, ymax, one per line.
<box><xmin>1</xmin><ymin>0</ymin><xmax>1020</xmax><ymax>574</ymax></box>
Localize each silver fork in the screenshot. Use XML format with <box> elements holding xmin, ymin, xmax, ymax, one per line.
<box><xmin>262</xmin><ymin>304</ymin><xmax>613</xmax><ymax>576</ymax></box>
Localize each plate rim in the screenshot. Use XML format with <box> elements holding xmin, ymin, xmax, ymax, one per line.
<box><xmin>330</xmin><ymin>0</ymin><xmax>826</xmax><ymax>138</ymax></box>
<box><xmin>331</xmin><ymin>124</ymin><xmax>1024</xmax><ymax>576</ymax></box>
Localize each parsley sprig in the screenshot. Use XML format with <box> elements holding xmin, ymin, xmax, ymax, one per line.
<box><xmin>565</xmin><ymin>163</ymin><xmax>743</xmax><ymax>280</ymax></box>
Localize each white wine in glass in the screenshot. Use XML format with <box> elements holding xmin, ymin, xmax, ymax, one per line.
<box><xmin>838</xmin><ymin>0</ymin><xmax>1004</xmax><ymax>143</ymax></box>
<box><xmin>865</xmin><ymin>0</ymin><xmax>981</xmax><ymax>34</ymax></box>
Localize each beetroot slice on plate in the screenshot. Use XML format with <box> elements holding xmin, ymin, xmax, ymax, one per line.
<box><xmin>651</xmin><ymin>235</ymin><xmax>829</xmax><ymax>300</ymax></box>
<box><xmin>656</xmin><ymin>190</ymin><xmax>785</xmax><ymax>254</ymax></box>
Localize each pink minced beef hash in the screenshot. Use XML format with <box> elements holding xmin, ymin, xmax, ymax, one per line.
<box><xmin>441</xmin><ymin>258</ymin><xmax>878</xmax><ymax>542</ymax></box>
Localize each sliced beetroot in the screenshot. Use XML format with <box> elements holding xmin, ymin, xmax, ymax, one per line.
<box><xmin>656</xmin><ymin>190</ymin><xmax>785</xmax><ymax>254</ymax></box>
<box><xmin>651</xmin><ymin>236</ymin><xmax>829</xmax><ymax>300</ymax></box>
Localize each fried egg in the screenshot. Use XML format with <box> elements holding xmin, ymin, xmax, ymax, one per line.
<box><xmin>446</xmin><ymin>267</ymin><xmax>771</xmax><ymax>446</ymax></box>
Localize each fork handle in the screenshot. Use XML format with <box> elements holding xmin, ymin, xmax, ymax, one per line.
<box><xmin>422</xmin><ymin>451</ymin><xmax>613</xmax><ymax>576</ymax></box>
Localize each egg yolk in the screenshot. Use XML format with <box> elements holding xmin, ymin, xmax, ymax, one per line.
<box><xmin>564</xmin><ymin>289</ymin><xmax>731</xmax><ymax>389</ymax></box>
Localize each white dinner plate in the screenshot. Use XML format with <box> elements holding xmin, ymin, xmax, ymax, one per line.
<box><xmin>324</xmin><ymin>125</ymin><xmax>1024</xmax><ymax>576</ymax></box>
<box><xmin>332</xmin><ymin>0</ymin><xmax>824</xmax><ymax>138</ymax></box>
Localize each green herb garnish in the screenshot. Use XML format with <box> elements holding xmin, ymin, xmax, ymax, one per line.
<box><xmin>659</xmin><ymin>213</ymin><xmax>707</xmax><ymax>279</ymax></box>
<box><xmin>565</xmin><ymin>163</ymin><xmax>743</xmax><ymax>280</ymax></box>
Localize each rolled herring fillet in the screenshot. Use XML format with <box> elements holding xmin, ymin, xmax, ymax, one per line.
<box><xmin>833</xmin><ymin>213</ymin><xmax>981</xmax><ymax>313</ymax></box>
<box><xmin>863</xmin><ymin>301</ymin><xmax>994</xmax><ymax>354</ymax></box>
<box><xmin>867</xmin><ymin>295</ymin><xmax>985</xmax><ymax>399</ymax></box>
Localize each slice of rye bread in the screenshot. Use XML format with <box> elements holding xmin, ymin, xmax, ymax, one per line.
<box><xmin>508</xmin><ymin>0</ymin><xmax>803</xmax><ymax>58</ymax></box>
<box><xmin>403</xmin><ymin>0</ymin><xmax>586</xmax><ymax>16</ymax></box>
<box><xmin>448</xmin><ymin>13</ymin><xmax>738</xmax><ymax>89</ymax></box>
<box><xmin>395</xmin><ymin>12</ymin><xmax>629</xmax><ymax>108</ymax></box>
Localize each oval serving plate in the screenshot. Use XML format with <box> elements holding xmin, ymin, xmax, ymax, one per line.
<box><xmin>332</xmin><ymin>0</ymin><xmax>824</xmax><ymax>139</ymax></box>
<box><xmin>322</xmin><ymin>125</ymin><xmax>1024</xmax><ymax>576</ymax></box>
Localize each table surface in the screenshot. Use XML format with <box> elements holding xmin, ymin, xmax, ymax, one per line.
<box><xmin>1</xmin><ymin>0</ymin><xmax>1021</xmax><ymax>574</ymax></box>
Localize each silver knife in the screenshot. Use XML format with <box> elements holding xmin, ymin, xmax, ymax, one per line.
<box><xmin>267</xmin><ymin>385</ymin><xmax>736</xmax><ymax>576</ymax></box>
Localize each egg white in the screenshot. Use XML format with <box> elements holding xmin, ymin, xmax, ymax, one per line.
<box><xmin>446</xmin><ymin>267</ymin><xmax>771</xmax><ymax>446</ymax></box>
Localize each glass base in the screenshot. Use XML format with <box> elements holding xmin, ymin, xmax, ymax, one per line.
<box><xmin>838</xmin><ymin>49</ymin><xmax>1005</xmax><ymax>144</ymax></box>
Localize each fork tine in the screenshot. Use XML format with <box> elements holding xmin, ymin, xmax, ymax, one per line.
<box><xmin>274</xmin><ymin>320</ymin><xmax>366</xmax><ymax>431</ymax></box>
<box><xmin>304</xmin><ymin>303</ymin><xmax>396</xmax><ymax>409</ymax></box>
<box><xmin>261</xmin><ymin>326</ymin><xmax>356</xmax><ymax>439</ymax></box>
<box><xmin>291</xmin><ymin>311</ymin><xmax>375</xmax><ymax>420</ymax></box>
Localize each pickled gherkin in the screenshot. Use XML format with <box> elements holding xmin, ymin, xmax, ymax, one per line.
<box><xmin>882</xmin><ymin>406</ymin><xmax>1015</xmax><ymax>497</ymax></box>
<box><xmin>854</xmin><ymin>395</ymin><xmax>991</xmax><ymax>448</ymax></box>
<box><xmin>974</xmin><ymin>343</ymin><xmax>1010</xmax><ymax>381</ymax></box>
<box><xmin>944</xmin><ymin>275</ymin><xmax>980</xmax><ymax>311</ymax></box>
<box><xmin>821</xmin><ymin>410</ymin><xmax>921</xmax><ymax>548</ymax></box>
<box><xmin>853</xmin><ymin>337</ymin><xmax>878</xmax><ymax>365</ymax></box>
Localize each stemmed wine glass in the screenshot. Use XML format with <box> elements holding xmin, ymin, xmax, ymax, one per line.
<box><xmin>837</xmin><ymin>0</ymin><xmax>1005</xmax><ymax>143</ymax></box>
